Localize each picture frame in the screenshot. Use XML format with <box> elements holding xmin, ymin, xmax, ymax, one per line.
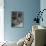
<box><xmin>11</xmin><ymin>11</ymin><xmax>24</xmax><ymax>28</ymax></box>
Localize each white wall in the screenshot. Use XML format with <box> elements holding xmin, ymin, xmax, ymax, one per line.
<box><xmin>40</xmin><ymin>0</ymin><xmax>46</xmax><ymax>27</ymax></box>
<box><xmin>0</xmin><ymin>0</ymin><xmax>4</xmax><ymax>42</ymax></box>
<box><xmin>40</xmin><ymin>0</ymin><xmax>46</xmax><ymax>45</ymax></box>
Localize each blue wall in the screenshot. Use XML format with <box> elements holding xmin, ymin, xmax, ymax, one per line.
<box><xmin>4</xmin><ymin>0</ymin><xmax>40</xmax><ymax>42</ymax></box>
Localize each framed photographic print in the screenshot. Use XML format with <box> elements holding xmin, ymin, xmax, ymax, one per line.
<box><xmin>11</xmin><ymin>11</ymin><xmax>24</xmax><ymax>28</ymax></box>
